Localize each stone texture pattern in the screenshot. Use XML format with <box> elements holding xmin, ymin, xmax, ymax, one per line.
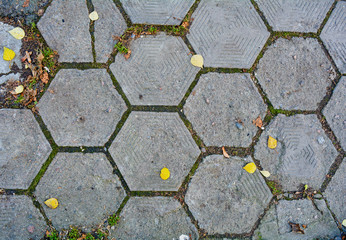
<box><xmin>255</xmin><ymin>37</ymin><xmax>336</xmax><ymax>110</ymax></box>
<box><xmin>110</xmin><ymin>33</ymin><xmax>199</xmax><ymax>105</ymax></box>
<box><xmin>323</xmin><ymin>77</ymin><xmax>346</xmax><ymax>150</ymax></box>
<box><xmin>111</xmin><ymin>197</ymin><xmax>198</xmax><ymax>240</ymax></box>
<box><xmin>255</xmin><ymin>0</ymin><xmax>333</xmax><ymax>32</ymax></box>
<box><xmin>35</xmin><ymin>152</ymin><xmax>125</xmax><ymax>230</ymax></box>
<box><xmin>253</xmin><ymin>199</ymin><xmax>340</xmax><ymax>240</ymax></box>
<box><xmin>0</xmin><ymin>195</ymin><xmax>48</xmax><ymax>240</ymax></box>
<box><xmin>0</xmin><ymin>109</ymin><xmax>51</xmax><ymax>189</ymax></box>
<box><xmin>184</xmin><ymin>73</ymin><xmax>267</xmax><ymax>147</ymax></box>
<box><xmin>120</xmin><ymin>0</ymin><xmax>195</xmax><ymax>25</ymax></box>
<box><xmin>321</xmin><ymin>1</ymin><xmax>346</xmax><ymax>74</ymax></box>
<box><xmin>37</xmin><ymin>0</ymin><xmax>93</xmax><ymax>62</ymax></box>
<box><xmin>38</xmin><ymin>69</ymin><xmax>126</xmax><ymax>146</ymax></box>
<box><xmin>254</xmin><ymin>114</ymin><xmax>338</xmax><ymax>191</ymax></box>
<box><xmin>187</xmin><ymin>0</ymin><xmax>269</xmax><ymax>68</ymax></box>
<box><xmin>324</xmin><ymin>160</ymin><xmax>345</xmax><ymax>223</ymax></box>
<box><xmin>185</xmin><ymin>155</ymin><xmax>272</xmax><ymax>234</ymax></box>
<box><xmin>0</xmin><ymin>22</ymin><xmax>22</xmax><ymax>74</ymax></box>
<box><xmin>93</xmin><ymin>0</ymin><xmax>127</xmax><ymax>63</ymax></box>
<box><xmin>109</xmin><ymin>112</ymin><xmax>200</xmax><ymax>191</ymax></box>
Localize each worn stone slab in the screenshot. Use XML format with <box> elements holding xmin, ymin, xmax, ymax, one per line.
<box><xmin>120</xmin><ymin>0</ymin><xmax>195</xmax><ymax>25</ymax></box>
<box><xmin>255</xmin><ymin>37</ymin><xmax>336</xmax><ymax>110</ymax></box>
<box><xmin>110</xmin><ymin>33</ymin><xmax>199</xmax><ymax>105</ymax></box>
<box><xmin>0</xmin><ymin>109</ymin><xmax>51</xmax><ymax>189</ymax></box>
<box><xmin>37</xmin><ymin>0</ymin><xmax>93</xmax><ymax>62</ymax></box>
<box><xmin>323</xmin><ymin>77</ymin><xmax>346</xmax><ymax>150</ymax></box>
<box><xmin>35</xmin><ymin>152</ymin><xmax>125</xmax><ymax>230</ymax></box>
<box><xmin>111</xmin><ymin>197</ymin><xmax>198</xmax><ymax>239</ymax></box>
<box><xmin>0</xmin><ymin>22</ymin><xmax>22</xmax><ymax>74</ymax></box>
<box><xmin>254</xmin><ymin>114</ymin><xmax>338</xmax><ymax>191</ymax></box>
<box><xmin>37</xmin><ymin>69</ymin><xmax>126</xmax><ymax>146</ymax></box>
<box><xmin>187</xmin><ymin>0</ymin><xmax>269</xmax><ymax>68</ymax></box>
<box><xmin>0</xmin><ymin>195</ymin><xmax>48</xmax><ymax>240</ymax></box>
<box><xmin>184</xmin><ymin>73</ymin><xmax>267</xmax><ymax>147</ymax></box>
<box><xmin>253</xmin><ymin>199</ymin><xmax>340</xmax><ymax>240</ymax></box>
<box><xmin>185</xmin><ymin>155</ymin><xmax>272</xmax><ymax>234</ymax></box>
<box><xmin>93</xmin><ymin>0</ymin><xmax>127</xmax><ymax>63</ymax></box>
<box><xmin>0</xmin><ymin>73</ymin><xmax>20</xmax><ymax>85</ymax></box>
<box><xmin>109</xmin><ymin>112</ymin><xmax>200</xmax><ymax>191</ymax></box>
<box><xmin>321</xmin><ymin>2</ymin><xmax>346</xmax><ymax>74</ymax></box>
<box><xmin>324</xmin><ymin>160</ymin><xmax>345</xmax><ymax>224</ymax></box>
<box><xmin>255</xmin><ymin>0</ymin><xmax>333</xmax><ymax>32</ymax></box>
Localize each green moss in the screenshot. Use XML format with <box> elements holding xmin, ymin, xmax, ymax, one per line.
<box><xmin>47</xmin><ymin>230</ymin><xmax>59</xmax><ymax>240</ymax></box>
<box><xmin>68</xmin><ymin>227</ymin><xmax>81</xmax><ymax>240</ymax></box>
<box><xmin>108</xmin><ymin>213</ymin><xmax>120</xmax><ymax>226</ymax></box>
<box><xmin>267</xmin><ymin>180</ymin><xmax>283</xmax><ymax>195</ymax></box>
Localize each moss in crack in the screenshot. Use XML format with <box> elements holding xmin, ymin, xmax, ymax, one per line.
<box><xmin>267</xmin><ymin>180</ymin><xmax>283</xmax><ymax>195</ymax></box>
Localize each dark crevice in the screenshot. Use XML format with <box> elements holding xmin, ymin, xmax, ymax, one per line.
<box><xmin>85</xmin><ymin>0</ymin><xmax>96</xmax><ymax>63</ymax></box>
<box><xmin>317</xmin><ymin>0</ymin><xmax>338</xmax><ymax>36</ymax></box>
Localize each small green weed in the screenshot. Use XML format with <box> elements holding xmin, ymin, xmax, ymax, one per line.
<box><xmin>68</xmin><ymin>227</ymin><xmax>80</xmax><ymax>240</ymax></box>
<box><xmin>86</xmin><ymin>233</ymin><xmax>95</xmax><ymax>240</ymax></box>
<box><xmin>41</xmin><ymin>47</ymin><xmax>56</xmax><ymax>69</ymax></box>
<box><xmin>47</xmin><ymin>230</ymin><xmax>59</xmax><ymax>240</ymax></box>
<box><xmin>267</xmin><ymin>181</ymin><xmax>283</xmax><ymax>195</ymax></box>
<box><xmin>108</xmin><ymin>214</ymin><xmax>120</xmax><ymax>226</ymax></box>
<box><xmin>14</xmin><ymin>95</ymin><xmax>24</xmax><ymax>104</ymax></box>
<box><xmin>28</xmin><ymin>78</ymin><xmax>37</xmax><ymax>89</ymax></box>
<box><xmin>115</xmin><ymin>42</ymin><xmax>128</xmax><ymax>54</ymax></box>
<box><xmin>96</xmin><ymin>230</ymin><xmax>105</xmax><ymax>239</ymax></box>
<box><xmin>148</xmin><ymin>26</ymin><xmax>157</xmax><ymax>34</ymax></box>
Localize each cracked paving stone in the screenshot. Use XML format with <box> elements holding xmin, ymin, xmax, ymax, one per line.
<box><xmin>255</xmin><ymin>0</ymin><xmax>333</xmax><ymax>33</ymax></box>
<box><xmin>120</xmin><ymin>0</ymin><xmax>195</xmax><ymax>25</ymax></box>
<box><xmin>185</xmin><ymin>155</ymin><xmax>272</xmax><ymax>235</ymax></box>
<box><xmin>0</xmin><ymin>195</ymin><xmax>48</xmax><ymax>240</ymax></box>
<box><xmin>35</xmin><ymin>152</ymin><xmax>125</xmax><ymax>231</ymax></box>
<box><xmin>93</xmin><ymin>0</ymin><xmax>127</xmax><ymax>63</ymax></box>
<box><xmin>253</xmin><ymin>199</ymin><xmax>340</xmax><ymax>240</ymax></box>
<box><xmin>320</xmin><ymin>1</ymin><xmax>346</xmax><ymax>74</ymax></box>
<box><xmin>255</xmin><ymin>37</ymin><xmax>336</xmax><ymax>110</ymax></box>
<box><xmin>324</xmin><ymin>160</ymin><xmax>345</xmax><ymax>224</ymax></box>
<box><xmin>37</xmin><ymin>69</ymin><xmax>127</xmax><ymax>146</ymax></box>
<box><xmin>0</xmin><ymin>109</ymin><xmax>51</xmax><ymax>189</ymax></box>
<box><xmin>254</xmin><ymin>114</ymin><xmax>338</xmax><ymax>191</ymax></box>
<box><xmin>184</xmin><ymin>73</ymin><xmax>267</xmax><ymax>147</ymax></box>
<box><xmin>38</xmin><ymin>0</ymin><xmax>93</xmax><ymax>62</ymax></box>
<box><xmin>110</xmin><ymin>33</ymin><xmax>199</xmax><ymax>105</ymax></box>
<box><xmin>109</xmin><ymin>112</ymin><xmax>200</xmax><ymax>191</ymax></box>
<box><xmin>323</xmin><ymin>76</ymin><xmax>346</xmax><ymax>150</ymax></box>
<box><xmin>111</xmin><ymin>197</ymin><xmax>198</xmax><ymax>240</ymax></box>
<box><xmin>187</xmin><ymin>0</ymin><xmax>269</xmax><ymax>68</ymax></box>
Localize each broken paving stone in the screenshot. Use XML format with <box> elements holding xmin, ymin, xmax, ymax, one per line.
<box><xmin>0</xmin><ymin>73</ymin><xmax>20</xmax><ymax>85</ymax></box>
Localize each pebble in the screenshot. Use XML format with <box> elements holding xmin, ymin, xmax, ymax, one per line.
<box><xmin>235</xmin><ymin>122</ymin><xmax>243</xmax><ymax>130</ymax></box>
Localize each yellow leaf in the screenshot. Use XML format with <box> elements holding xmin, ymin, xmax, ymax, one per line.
<box><xmin>44</xmin><ymin>198</ymin><xmax>59</xmax><ymax>209</ymax></box>
<box><xmin>160</xmin><ymin>167</ymin><xmax>170</xmax><ymax>180</ymax></box>
<box><xmin>222</xmin><ymin>146</ymin><xmax>230</xmax><ymax>158</ymax></box>
<box><xmin>89</xmin><ymin>11</ymin><xmax>99</xmax><ymax>21</ymax></box>
<box><xmin>191</xmin><ymin>54</ymin><xmax>203</xmax><ymax>68</ymax></box>
<box><xmin>243</xmin><ymin>162</ymin><xmax>257</xmax><ymax>174</ymax></box>
<box><xmin>304</xmin><ymin>184</ymin><xmax>308</xmax><ymax>190</ymax></box>
<box><xmin>260</xmin><ymin>170</ymin><xmax>270</xmax><ymax>178</ymax></box>
<box><xmin>3</xmin><ymin>47</ymin><xmax>15</xmax><ymax>61</ymax></box>
<box><xmin>9</xmin><ymin>27</ymin><xmax>25</xmax><ymax>40</ymax></box>
<box><xmin>15</xmin><ymin>85</ymin><xmax>24</xmax><ymax>94</ymax></box>
<box><xmin>342</xmin><ymin>219</ymin><xmax>346</xmax><ymax>227</ymax></box>
<box><xmin>268</xmin><ymin>136</ymin><xmax>277</xmax><ymax>149</ymax></box>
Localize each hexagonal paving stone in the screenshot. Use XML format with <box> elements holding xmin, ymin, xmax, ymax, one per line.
<box><xmin>323</xmin><ymin>77</ymin><xmax>346</xmax><ymax>150</ymax></box>
<box><xmin>38</xmin><ymin>0</ymin><xmax>93</xmax><ymax>62</ymax></box>
<box><xmin>93</xmin><ymin>0</ymin><xmax>127</xmax><ymax>63</ymax></box>
<box><xmin>184</xmin><ymin>73</ymin><xmax>267</xmax><ymax>147</ymax></box>
<box><xmin>35</xmin><ymin>152</ymin><xmax>126</xmax><ymax>230</ymax></box>
<box><xmin>187</xmin><ymin>0</ymin><xmax>269</xmax><ymax>68</ymax></box>
<box><xmin>324</xmin><ymin>160</ymin><xmax>345</xmax><ymax>224</ymax></box>
<box><xmin>0</xmin><ymin>109</ymin><xmax>51</xmax><ymax>189</ymax></box>
<box><xmin>320</xmin><ymin>2</ymin><xmax>346</xmax><ymax>74</ymax></box>
<box><xmin>0</xmin><ymin>195</ymin><xmax>48</xmax><ymax>240</ymax></box>
<box><xmin>185</xmin><ymin>155</ymin><xmax>272</xmax><ymax>234</ymax></box>
<box><xmin>255</xmin><ymin>37</ymin><xmax>336</xmax><ymax>110</ymax></box>
<box><xmin>38</xmin><ymin>69</ymin><xmax>127</xmax><ymax>146</ymax></box>
<box><xmin>254</xmin><ymin>114</ymin><xmax>338</xmax><ymax>191</ymax></box>
<box><xmin>111</xmin><ymin>197</ymin><xmax>198</xmax><ymax>239</ymax></box>
<box><xmin>255</xmin><ymin>0</ymin><xmax>333</xmax><ymax>33</ymax></box>
<box><xmin>253</xmin><ymin>199</ymin><xmax>340</xmax><ymax>240</ymax></box>
<box><xmin>110</xmin><ymin>33</ymin><xmax>199</xmax><ymax>105</ymax></box>
<box><xmin>109</xmin><ymin>112</ymin><xmax>200</xmax><ymax>191</ymax></box>
<box><xmin>120</xmin><ymin>0</ymin><xmax>195</xmax><ymax>25</ymax></box>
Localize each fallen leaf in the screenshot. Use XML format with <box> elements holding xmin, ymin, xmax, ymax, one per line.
<box><xmin>23</xmin><ymin>0</ymin><xmax>30</xmax><ymax>8</ymax></box>
<box><xmin>77</xmin><ymin>234</ymin><xmax>86</xmax><ymax>240</ymax></box>
<box><xmin>48</xmin><ymin>89</ymin><xmax>55</xmax><ymax>94</ymax></box>
<box><xmin>14</xmin><ymin>85</ymin><xmax>24</xmax><ymax>94</ymax></box>
<box><xmin>3</xmin><ymin>47</ymin><xmax>15</xmax><ymax>61</ymax></box>
<box><xmin>124</xmin><ymin>49</ymin><xmax>131</xmax><ymax>60</ymax></box>
<box><xmin>24</xmin><ymin>51</ymin><xmax>32</xmax><ymax>63</ymax></box>
<box><xmin>243</xmin><ymin>162</ymin><xmax>256</xmax><ymax>174</ymax></box>
<box><xmin>182</xmin><ymin>21</ymin><xmax>189</xmax><ymax>29</ymax></box>
<box><xmin>268</xmin><ymin>136</ymin><xmax>277</xmax><ymax>149</ymax></box>
<box><xmin>40</xmin><ymin>71</ymin><xmax>49</xmax><ymax>84</ymax></box>
<box><xmin>252</xmin><ymin>116</ymin><xmax>263</xmax><ymax>128</ymax></box>
<box><xmin>191</xmin><ymin>54</ymin><xmax>203</xmax><ymax>68</ymax></box>
<box><xmin>9</xmin><ymin>27</ymin><xmax>25</xmax><ymax>40</ymax></box>
<box><xmin>260</xmin><ymin>170</ymin><xmax>270</xmax><ymax>178</ymax></box>
<box><xmin>44</xmin><ymin>198</ymin><xmax>58</xmax><ymax>209</ymax></box>
<box><xmin>342</xmin><ymin>219</ymin><xmax>346</xmax><ymax>227</ymax></box>
<box><xmin>304</xmin><ymin>184</ymin><xmax>308</xmax><ymax>190</ymax></box>
<box><xmin>160</xmin><ymin>167</ymin><xmax>170</xmax><ymax>180</ymax></box>
<box><xmin>288</xmin><ymin>222</ymin><xmax>305</xmax><ymax>234</ymax></box>
<box><xmin>222</xmin><ymin>147</ymin><xmax>230</xmax><ymax>158</ymax></box>
<box><xmin>89</xmin><ymin>11</ymin><xmax>99</xmax><ymax>21</ymax></box>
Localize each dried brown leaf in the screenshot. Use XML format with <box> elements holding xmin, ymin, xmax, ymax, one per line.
<box><xmin>40</xmin><ymin>71</ymin><xmax>49</xmax><ymax>84</ymax></box>
<box><xmin>23</xmin><ymin>0</ymin><xmax>30</xmax><ymax>8</ymax></box>
<box><xmin>112</xmin><ymin>35</ymin><xmax>121</xmax><ymax>41</ymax></box>
<box><xmin>252</xmin><ymin>116</ymin><xmax>263</xmax><ymax>128</ymax></box>
<box><xmin>289</xmin><ymin>222</ymin><xmax>305</xmax><ymax>234</ymax></box>
<box><xmin>124</xmin><ymin>49</ymin><xmax>132</xmax><ymax>60</ymax></box>
<box><xmin>222</xmin><ymin>147</ymin><xmax>230</xmax><ymax>158</ymax></box>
